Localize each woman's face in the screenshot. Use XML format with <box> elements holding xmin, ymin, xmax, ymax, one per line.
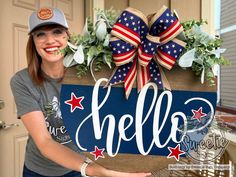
<box><xmin>32</xmin><ymin>25</ymin><xmax>68</xmax><ymax>64</ymax></box>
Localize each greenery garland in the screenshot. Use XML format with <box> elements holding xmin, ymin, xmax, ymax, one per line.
<box><xmin>62</xmin><ymin>9</ymin><xmax>229</xmax><ymax>85</ymax></box>
<box><xmin>179</xmin><ymin>20</ymin><xmax>229</xmax><ymax>85</ymax></box>
<box><xmin>62</xmin><ymin>8</ymin><xmax>118</xmax><ymax>78</ymax></box>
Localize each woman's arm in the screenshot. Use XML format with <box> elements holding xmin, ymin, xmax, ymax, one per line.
<box><xmin>21</xmin><ymin>111</ymin><xmax>151</xmax><ymax>177</ymax></box>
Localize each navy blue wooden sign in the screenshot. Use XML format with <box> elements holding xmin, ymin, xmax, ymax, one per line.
<box><xmin>60</xmin><ymin>79</ymin><xmax>217</xmax><ymax>160</ymax></box>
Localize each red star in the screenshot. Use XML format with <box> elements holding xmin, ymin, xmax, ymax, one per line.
<box><xmin>90</xmin><ymin>146</ymin><xmax>105</xmax><ymax>160</ymax></box>
<box><xmin>167</xmin><ymin>144</ymin><xmax>185</xmax><ymax>161</ymax></box>
<box><xmin>64</xmin><ymin>92</ymin><xmax>84</xmax><ymax>112</ymax></box>
<box><xmin>191</xmin><ymin>107</ymin><xmax>207</xmax><ymax>122</ymax></box>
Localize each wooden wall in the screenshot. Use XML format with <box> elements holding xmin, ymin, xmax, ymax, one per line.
<box><xmin>104</xmin><ymin>0</ymin><xmax>201</xmax><ymax>22</ymax></box>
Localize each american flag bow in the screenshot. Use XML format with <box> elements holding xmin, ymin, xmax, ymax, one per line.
<box><xmin>108</xmin><ymin>6</ymin><xmax>186</xmax><ymax>99</ymax></box>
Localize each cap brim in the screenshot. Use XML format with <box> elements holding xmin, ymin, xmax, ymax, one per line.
<box><xmin>29</xmin><ymin>22</ymin><xmax>68</xmax><ymax>34</ymax></box>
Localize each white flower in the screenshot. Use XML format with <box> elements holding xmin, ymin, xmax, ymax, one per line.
<box><xmin>73</xmin><ymin>45</ymin><xmax>84</xmax><ymax>64</ymax></box>
<box><xmin>95</xmin><ymin>19</ymin><xmax>107</xmax><ymax>41</ymax></box>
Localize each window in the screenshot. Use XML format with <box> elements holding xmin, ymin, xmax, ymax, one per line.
<box><xmin>217</xmin><ymin>0</ymin><xmax>236</xmax><ymax>111</ymax></box>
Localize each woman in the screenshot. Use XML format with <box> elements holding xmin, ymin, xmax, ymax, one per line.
<box><xmin>10</xmin><ymin>7</ymin><xmax>151</xmax><ymax>177</ymax></box>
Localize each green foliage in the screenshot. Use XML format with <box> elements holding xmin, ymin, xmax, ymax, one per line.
<box><xmin>180</xmin><ymin>20</ymin><xmax>230</xmax><ymax>85</ymax></box>
<box><xmin>63</xmin><ymin>8</ymin><xmax>119</xmax><ymax>78</ymax></box>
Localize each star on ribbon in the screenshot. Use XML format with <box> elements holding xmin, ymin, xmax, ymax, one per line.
<box><xmin>64</xmin><ymin>92</ymin><xmax>84</xmax><ymax>112</ymax></box>
<box><xmin>191</xmin><ymin>107</ymin><xmax>207</xmax><ymax>122</ymax></box>
<box><xmin>108</xmin><ymin>6</ymin><xmax>186</xmax><ymax>99</ymax></box>
<box><xmin>90</xmin><ymin>146</ymin><xmax>105</xmax><ymax>160</ymax></box>
<box><xmin>167</xmin><ymin>144</ymin><xmax>185</xmax><ymax>161</ymax></box>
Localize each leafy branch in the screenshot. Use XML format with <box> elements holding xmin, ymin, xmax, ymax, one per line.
<box><xmin>179</xmin><ymin>20</ymin><xmax>230</xmax><ymax>85</ymax></box>
<box><xmin>62</xmin><ymin>8</ymin><xmax>119</xmax><ymax>78</ymax></box>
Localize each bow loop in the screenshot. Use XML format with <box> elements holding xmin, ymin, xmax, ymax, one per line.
<box><xmin>110</xmin><ymin>37</ymin><xmax>136</xmax><ymax>66</ymax></box>
<box><xmin>111</xmin><ymin>7</ymin><xmax>149</xmax><ymax>47</ymax></box>
<box><xmin>155</xmin><ymin>38</ymin><xmax>186</xmax><ymax>70</ymax></box>
<box><xmin>149</xmin><ymin>6</ymin><xmax>183</xmax><ymax>44</ymax></box>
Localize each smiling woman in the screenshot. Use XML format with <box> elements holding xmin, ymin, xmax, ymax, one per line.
<box><xmin>10</xmin><ymin>6</ymin><xmax>151</xmax><ymax>177</ymax></box>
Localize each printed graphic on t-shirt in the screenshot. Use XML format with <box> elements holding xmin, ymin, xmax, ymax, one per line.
<box><xmin>44</xmin><ymin>96</ymin><xmax>71</xmax><ymax>144</ymax></box>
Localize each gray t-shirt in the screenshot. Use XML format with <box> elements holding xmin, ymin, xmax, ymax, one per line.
<box><xmin>10</xmin><ymin>68</ymin><xmax>79</xmax><ymax>176</ymax></box>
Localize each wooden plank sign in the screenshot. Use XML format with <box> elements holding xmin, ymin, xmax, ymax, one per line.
<box><xmin>60</xmin><ymin>65</ymin><xmax>217</xmax><ymax>172</ymax></box>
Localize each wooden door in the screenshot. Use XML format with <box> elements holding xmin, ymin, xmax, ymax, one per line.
<box><xmin>0</xmin><ymin>0</ymin><xmax>84</xmax><ymax>177</ymax></box>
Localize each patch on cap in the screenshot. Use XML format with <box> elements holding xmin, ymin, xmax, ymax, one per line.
<box><xmin>37</xmin><ymin>7</ymin><xmax>53</xmax><ymax>20</ymax></box>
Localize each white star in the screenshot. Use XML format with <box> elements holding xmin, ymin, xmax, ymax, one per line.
<box><xmin>126</xmin><ymin>23</ymin><xmax>129</xmax><ymax>26</ymax></box>
<box><xmin>138</xmin><ymin>21</ymin><xmax>140</xmax><ymax>24</ymax></box>
<box><xmin>157</xmin><ymin>73</ymin><xmax>160</xmax><ymax>76</ymax></box>
<box><xmin>151</xmin><ymin>48</ymin><xmax>154</xmax><ymax>51</ymax></box>
<box><xmin>154</xmin><ymin>78</ymin><xmax>157</xmax><ymax>80</ymax></box>
<box><xmin>171</xmin><ymin>19</ymin><xmax>174</xmax><ymax>23</ymax></box>
<box><xmin>166</xmin><ymin>13</ymin><xmax>170</xmax><ymax>16</ymax></box>
<box><xmin>123</xmin><ymin>73</ymin><xmax>126</xmax><ymax>76</ymax></box>
<box><xmin>175</xmin><ymin>55</ymin><xmax>178</xmax><ymax>58</ymax></box>
<box><xmin>132</xmin><ymin>22</ymin><xmax>135</xmax><ymax>25</ymax></box>
<box><xmin>141</xmin><ymin>26</ymin><xmax>145</xmax><ymax>29</ymax></box>
<box><xmin>172</xmin><ymin>44</ymin><xmax>175</xmax><ymax>48</ymax></box>
<box><xmin>145</xmin><ymin>49</ymin><xmax>148</xmax><ymax>53</ymax></box>
<box><xmin>126</xmin><ymin>48</ymin><xmax>130</xmax><ymax>51</ymax></box>
<box><xmin>113</xmin><ymin>48</ymin><xmax>116</xmax><ymax>51</ymax></box>
<box><xmin>166</xmin><ymin>19</ymin><xmax>169</xmax><ymax>23</ymax></box>
<box><xmin>148</xmin><ymin>43</ymin><xmax>152</xmax><ymax>46</ymax></box>
<box><xmin>114</xmin><ymin>76</ymin><xmax>117</xmax><ymax>79</ymax></box>
<box><xmin>122</xmin><ymin>46</ymin><xmax>125</xmax><ymax>49</ymax></box>
<box><xmin>123</xmin><ymin>13</ymin><xmax>126</xmax><ymax>16</ymax></box>
<box><xmin>119</xmin><ymin>75</ymin><xmax>122</xmax><ymax>78</ymax></box>
<box><xmin>134</xmin><ymin>28</ymin><xmax>137</xmax><ymax>31</ymax></box>
<box><xmin>118</xmin><ymin>69</ymin><xmax>121</xmax><ymax>72</ymax></box>
<box><xmin>118</xmin><ymin>19</ymin><xmax>121</xmax><ymax>23</ymax></box>
<box><xmin>117</xmin><ymin>43</ymin><xmax>120</xmax><ymax>46</ymax></box>
<box><xmin>168</xmin><ymin>51</ymin><xmax>171</xmax><ymax>54</ymax></box>
<box><xmin>123</xmin><ymin>68</ymin><xmax>126</xmax><ymax>71</ymax></box>
<box><xmin>118</xmin><ymin>51</ymin><xmax>121</xmax><ymax>53</ymax></box>
<box><xmin>159</xmin><ymin>81</ymin><xmax>162</xmax><ymax>84</ymax></box>
<box><xmin>179</xmin><ymin>49</ymin><xmax>182</xmax><ymax>52</ymax></box>
<box><xmin>151</xmin><ymin>74</ymin><xmax>153</xmax><ymax>77</ymax></box>
<box><xmin>160</xmin><ymin>20</ymin><xmax>163</xmax><ymax>23</ymax></box>
<box><xmin>164</xmin><ymin>26</ymin><xmax>167</xmax><ymax>29</ymax></box>
<box><xmin>124</xmin><ymin>17</ymin><xmax>127</xmax><ymax>21</ymax></box>
<box><xmin>144</xmin><ymin>44</ymin><xmax>146</xmax><ymax>48</ymax></box>
<box><xmin>174</xmin><ymin>50</ymin><xmax>177</xmax><ymax>53</ymax></box>
<box><xmin>130</xmin><ymin>16</ymin><xmax>134</xmax><ymax>20</ymax></box>
<box><xmin>166</xmin><ymin>45</ymin><xmax>169</xmax><ymax>49</ymax></box>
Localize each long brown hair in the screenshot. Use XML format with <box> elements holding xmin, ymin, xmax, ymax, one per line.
<box><xmin>26</xmin><ymin>25</ymin><xmax>69</xmax><ymax>85</ymax></box>
<box><xmin>26</xmin><ymin>35</ymin><xmax>44</xmax><ymax>85</ymax></box>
